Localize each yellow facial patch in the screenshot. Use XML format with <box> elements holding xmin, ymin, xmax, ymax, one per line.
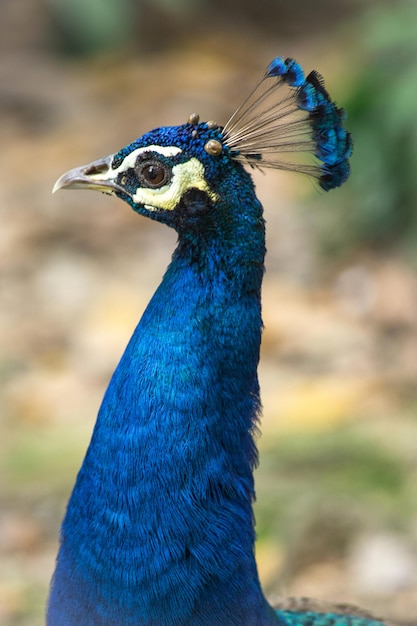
<box><xmin>132</xmin><ymin>157</ymin><xmax>219</xmax><ymax>212</ymax></box>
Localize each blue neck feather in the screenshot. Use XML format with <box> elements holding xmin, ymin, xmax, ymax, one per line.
<box><xmin>48</xmin><ymin>170</ymin><xmax>281</xmax><ymax>625</ymax></box>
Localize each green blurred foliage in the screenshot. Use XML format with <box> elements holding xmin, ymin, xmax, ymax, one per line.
<box><xmin>47</xmin><ymin>0</ymin><xmax>135</xmax><ymax>54</ymax></box>
<box><xmin>45</xmin><ymin>0</ymin><xmax>353</xmax><ymax>56</ymax></box>
<box><xmin>256</xmin><ymin>424</ymin><xmax>413</xmax><ymax>540</ymax></box>
<box><xmin>254</xmin><ymin>417</ymin><xmax>417</xmax><ymax>593</ymax></box>
<box><xmin>318</xmin><ymin>0</ymin><xmax>417</xmax><ymax>258</ymax></box>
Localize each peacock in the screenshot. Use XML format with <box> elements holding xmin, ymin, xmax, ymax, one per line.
<box><xmin>48</xmin><ymin>56</ymin><xmax>387</xmax><ymax>626</ymax></box>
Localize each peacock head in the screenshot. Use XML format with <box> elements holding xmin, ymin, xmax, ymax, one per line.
<box><xmin>53</xmin><ymin>57</ymin><xmax>352</xmax><ymax>231</ymax></box>
<box><xmin>53</xmin><ymin>117</ymin><xmax>241</xmax><ymax>231</ymax></box>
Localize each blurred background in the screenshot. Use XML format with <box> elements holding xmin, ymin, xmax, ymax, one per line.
<box><xmin>1</xmin><ymin>0</ymin><xmax>417</xmax><ymax>624</ymax></box>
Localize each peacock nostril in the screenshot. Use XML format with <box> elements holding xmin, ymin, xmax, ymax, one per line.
<box><xmin>83</xmin><ymin>157</ymin><xmax>111</xmax><ymax>177</ymax></box>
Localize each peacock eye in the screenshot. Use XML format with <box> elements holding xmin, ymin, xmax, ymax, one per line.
<box><xmin>135</xmin><ymin>158</ymin><xmax>171</xmax><ymax>189</ymax></box>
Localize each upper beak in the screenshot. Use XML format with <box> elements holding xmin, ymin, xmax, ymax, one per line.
<box><xmin>52</xmin><ymin>155</ymin><xmax>126</xmax><ymax>195</ymax></box>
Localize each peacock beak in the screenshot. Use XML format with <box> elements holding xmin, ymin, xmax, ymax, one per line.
<box><xmin>52</xmin><ymin>155</ymin><xmax>125</xmax><ymax>195</ymax></box>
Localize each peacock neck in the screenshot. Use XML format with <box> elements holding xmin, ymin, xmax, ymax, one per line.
<box><xmin>48</xmin><ymin>198</ymin><xmax>281</xmax><ymax>625</ymax></box>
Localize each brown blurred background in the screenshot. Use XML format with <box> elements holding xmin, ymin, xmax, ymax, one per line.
<box><xmin>1</xmin><ymin>0</ymin><xmax>417</xmax><ymax>624</ymax></box>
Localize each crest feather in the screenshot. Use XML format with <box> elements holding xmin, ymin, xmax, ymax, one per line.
<box><xmin>222</xmin><ymin>57</ymin><xmax>352</xmax><ymax>191</ymax></box>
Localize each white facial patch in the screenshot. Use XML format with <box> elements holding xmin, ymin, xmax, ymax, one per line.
<box><xmin>111</xmin><ymin>145</ymin><xmax>183</xmax><ymax>176</ymax></box>
<box><xmin>131</xmin><ymin>157</ymin><xmax>219</xmax><ymax>211</ymax></box>
<box><xmin>88</xmin><ymin>145</ymin><xmax>183</xmax><ymax>183</ymax></box>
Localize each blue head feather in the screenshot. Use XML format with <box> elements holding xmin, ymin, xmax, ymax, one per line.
<box><xmin>48</xmin><ymin>58</ymin><xmax>358</xmax><ymax>626</ymax></box>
